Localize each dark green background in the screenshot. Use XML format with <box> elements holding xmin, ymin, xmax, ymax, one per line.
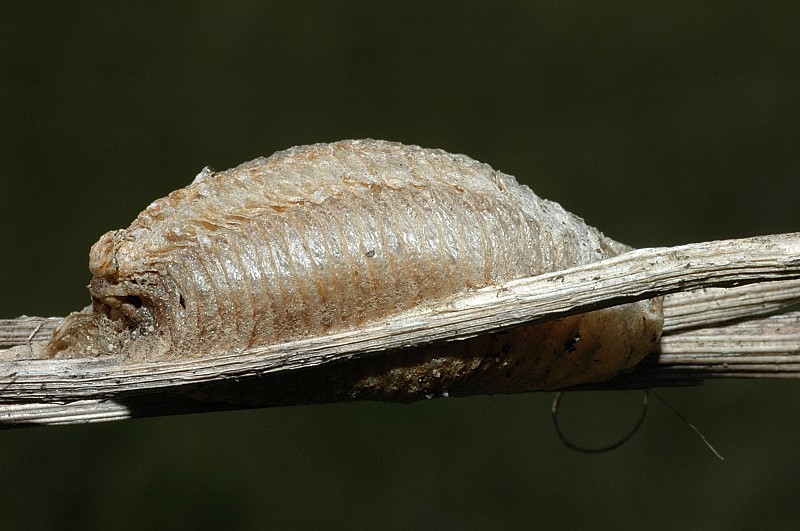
<box><xmin>1</xmin><ymin>2</ymin><xmax>798</xmax><ymax>529</ymax></box>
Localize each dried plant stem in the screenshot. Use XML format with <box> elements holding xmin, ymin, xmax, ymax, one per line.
<box><xmin>0</xmin><ymin>233</ymin><xmax>798</xmax><ymax>427</ymax></box>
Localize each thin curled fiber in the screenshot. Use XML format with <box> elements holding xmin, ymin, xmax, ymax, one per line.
<box><xmin>48</xmin><ymin>139</ymin><xmax>662</xmax><ymax>399</ymax></box>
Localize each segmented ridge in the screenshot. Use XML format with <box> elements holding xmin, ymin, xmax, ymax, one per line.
<box><xmin>49</xmin><ymin>140</ymin><xmax>642</xmax><ymax>364</ymax></box>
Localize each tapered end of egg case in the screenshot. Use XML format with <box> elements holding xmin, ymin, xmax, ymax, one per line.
<box><xmin>47</xmin><ymin>230</ymin><xmax>172</xmax><ymax>360</ymax></box>
<box><xmin>46</xmin><ymin>278</ymin><xmax>171</xmax><ymax>360</ymax></box>
<box><xmin>46</xmin><ymin>307</ymin><xmax>130</xmax><ymax>357</ymax></box>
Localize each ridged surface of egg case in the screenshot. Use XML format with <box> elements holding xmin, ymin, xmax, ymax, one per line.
<box><xmin>48</xmin><ymin>139</ymin><xmax>662</xmax><ymax>398</ymax></box>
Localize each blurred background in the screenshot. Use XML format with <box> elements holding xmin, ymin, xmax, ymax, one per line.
<box><xmin>1</xmin><ymin>2</ymin><xmax>798</xmax><ymax>529</ymax></box>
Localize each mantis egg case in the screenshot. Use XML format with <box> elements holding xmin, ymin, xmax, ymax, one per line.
<box><xmin>48</xmin><ymin>139</ymin><xmax>662</xmax><ymax>397</ymax></box>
